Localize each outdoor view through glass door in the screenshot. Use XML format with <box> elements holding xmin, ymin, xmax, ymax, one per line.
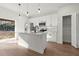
<box><xmin>0</xmin><ymin>18</ymin><xmax>15</xmax><ymax>40</ymax></box>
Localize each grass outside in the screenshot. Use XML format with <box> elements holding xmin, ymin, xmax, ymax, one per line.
<box><xmin>0</xmin><ymin>31</ymin><xmax>15</xmax><ymax>40</ymax></box>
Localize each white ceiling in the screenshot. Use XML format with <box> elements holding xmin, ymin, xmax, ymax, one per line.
<box><xmin>0</xmin><ymin>3</ymin><xmax>75</xmax><ymax>18</ymax></box>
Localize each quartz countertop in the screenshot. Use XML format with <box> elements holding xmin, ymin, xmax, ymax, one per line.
<box><xmin>18</xmin><ymin>31</ymin><xmax>47</xmax><ymax>54</ymax></box>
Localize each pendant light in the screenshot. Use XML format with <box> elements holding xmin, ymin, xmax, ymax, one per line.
<box><xmin>26</xmin><ymin>4</ymin><xmax>29</xmax><ymax>16</ymax></box>
<box><xmin>18</xmin><ymin>3</ymin><xmax>21</xmax><ymax>16</ymax></box>
<box><xmin>18</xmin><ymin>3</ymin><xmax>42</xmax><ymax>17</ymax></box>
<box><xmin>26</xmin><ymin>11</ymin><xmax>29</xmax><ymax>16</ymax></box>
<box><xmin>38</xmin><ymin>3</ymin><xmax>40</xmax><ymax>13</ymax></box>
<box><xmin>38</xmin><ymin>8</ymin><xmax>40</xmax><ymax>13</ymax></box>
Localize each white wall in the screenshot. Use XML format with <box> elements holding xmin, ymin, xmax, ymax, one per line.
<box><xmin>57</xmin><ymin>4</ymin><xmax>79</xmax><ymax>48</ymax></box>
<box><xmin>15</xmin><ymin>16</ymin><xmax>28</xmax><ymax>33</ymax></box>
<box><xmin>15</xmin><ymin>16</ymin><xmax>28</xmax><ymax>39</ymax></box>
<box><xmin>0</xmin><ymin>6</ymin><xmax>28</xmax><ymax>39</ymax></box>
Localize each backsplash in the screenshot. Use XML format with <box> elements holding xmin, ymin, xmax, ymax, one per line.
<box><xmin>30</xmin><ymin>22</ymin><xmax>47</xmax><ymax>33</ymax></box>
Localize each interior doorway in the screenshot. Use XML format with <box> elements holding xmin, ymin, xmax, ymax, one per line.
<box><xmin>62</xmin><ymin>15</ymin><xmax>71</xmax><ymax>44</ymax></box>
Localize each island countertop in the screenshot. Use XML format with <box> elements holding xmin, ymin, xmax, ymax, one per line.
<box><xmin>18</xmin><ymin>32</ymin><xmax>47</xmax><ymax>54</ymax></box>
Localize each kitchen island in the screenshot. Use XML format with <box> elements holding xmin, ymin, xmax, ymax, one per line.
<box><xmin>18</xmin><ymin>32</ymin><xmax>47</xmax><ymax>54</ymax></box>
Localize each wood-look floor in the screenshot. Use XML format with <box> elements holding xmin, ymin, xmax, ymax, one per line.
<box><xmin>0</xmin><ymin>42</ymin><xmax>79</xmax><ymax>56</ymax></box>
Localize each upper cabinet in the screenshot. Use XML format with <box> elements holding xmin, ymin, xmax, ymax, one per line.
<box><xmin>29</xmin><ymin>14</ymin><xmax>58</xmax><ymax>27</ymax></box>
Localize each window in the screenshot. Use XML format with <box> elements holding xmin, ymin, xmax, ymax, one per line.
<box><xmin>0</xmin><ymin>18</ymin><xmax>15</xmax><ymax>40</ymax></box>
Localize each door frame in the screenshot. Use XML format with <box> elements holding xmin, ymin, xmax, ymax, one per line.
<box><xmin>57</xmin><ymin>12</ymin><xmax>77</xmax><ymax>48</ymax></box>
